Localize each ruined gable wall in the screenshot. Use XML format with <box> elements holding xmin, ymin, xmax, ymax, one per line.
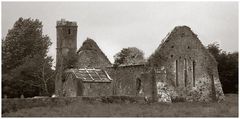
<box><xmin>148</xmin><ymin>26</ymin><xmax>224</xmax><ymax>101</ymax></box>
<box><xmin>76</xmin><ymin>38</ymin><xmax>112</xmax><ymax>69</ymax></box>
<box><xmin>77</xmin><ymin>50</ymin><xmax>111</xmax><ymax>68</ymax></box>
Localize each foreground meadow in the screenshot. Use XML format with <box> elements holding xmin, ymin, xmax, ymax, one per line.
<box><xmin>3</xmin><ymin>94</ymin><xmax>238</xmax><ymax>117</ymax></box>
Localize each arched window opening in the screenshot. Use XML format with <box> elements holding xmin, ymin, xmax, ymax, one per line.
<box><xmin>176</xmin><ymin>60</ymin><xmax>179</xmax><ymax>87</ymax></box>
<box><xmin>192</xmin><ymin>61</ymin><xmax>196</xmax><ymax>87</ymax></box>
<box><xmin>136</xmin><ymin>78</ymin><xmax>142</xmax><ymax>94</ymax></box>
<box><xmin>184</xmin><ymin>58</ymin><xmax>187</xmax><ymax>87</ymax></box>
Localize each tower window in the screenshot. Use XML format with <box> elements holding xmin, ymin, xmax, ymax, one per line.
<box><xmin>68</xmin><ymin>29</ymin><xmax>71</xmax><ymax>34</ymax></box>
<box><xmin>171</xmin><ymin>46</ymin><xmax>174</xmax><ymax>48</ymax></box>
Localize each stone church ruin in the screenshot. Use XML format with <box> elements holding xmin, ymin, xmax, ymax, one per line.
<box><xmin>55</xmin><ymin>19</ymin><xmax>225</xmax><ymax>102</ymax></box>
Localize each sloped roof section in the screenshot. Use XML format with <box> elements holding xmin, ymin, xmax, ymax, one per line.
<box><xmin>67</xmin><ymin>68</ymin><xmax>112</xmax><ymax>83</ymax></box>
<box><xmin>76</xmin><ymin>38</ymin><xmax>112</xmax><ymax>68</ymax></box>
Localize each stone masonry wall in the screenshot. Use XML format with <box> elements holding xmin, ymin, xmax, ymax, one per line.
<box><xmin>55</xmin><ymin>19</ymin><xmax>78</xmax><ymax>96</ymax></box>
<box><xmin>62</xmin><ymin>73</ymin><xmax>83</xmax><ymax>97</ymax></box>
<box><xmin>77</xmin><ymin>50</ymin><xmax>111</xmax><ymax>69</ymax></box>
<box><xmin>62</xmin><ymin>72</ymin><xmax>112</xmax><ymax>97</ymax></box>
<box><xmin>148</xmin><ymin>26</ymin><xmax>224</xmax><ymax>102</ymax></box>
<box><xmin>82</xmin><ymin>83</ymin><xmax>112</xmax><ymax>96</ymax></box>
<box><xmin>63</xmin><ymin>65</ymin><xmax>154</xmax><ymax>98</ymax></box>
<box><xmin>77</xmin><ymin>38</ymin><xmax>112</xmax><ymax>69</ymax></box>
<box><xmin>106</xmin><ymin>65</ymin><xmax>151</xmax><ymax>96</ymax></box>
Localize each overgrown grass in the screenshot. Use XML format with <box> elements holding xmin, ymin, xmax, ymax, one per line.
<box><xmin>3</xmin><ymin>94</ymin><xmax>238</xmax><ymax>117</ymax></box>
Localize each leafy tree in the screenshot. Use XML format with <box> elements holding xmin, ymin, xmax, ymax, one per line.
<box><xmin>2</xmin><ymin>17</ymin><xmax>54</xmax><ymax>98</ymax></box>
<box><xmin>113</xmin><ymin>47</ymin><xmax>146</xmax><ymax>67</ymax></box>
<box><xmin>207</xmin><ymin>42</ymin><xmax>221</xmax><ymax>59</ymax></box>
<box><xmin>207</xmin><ymin>42</ymin><xmax>238</xmax><ymax>94</ymax></box>
<box><xmin>11</xmin><ymin>55</ymin><xmax>55</xmax><ymax>96</ymax></box>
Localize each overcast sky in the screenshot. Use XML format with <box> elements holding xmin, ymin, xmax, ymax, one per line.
<box><xmin>2</xmin><ymin>2</ymin><xmax>238</xmax><ymax>65</ymax></box>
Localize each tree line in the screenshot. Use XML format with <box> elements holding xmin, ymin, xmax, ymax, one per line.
<box><xmin>207</xmin><ymin>43</ymin><xmax>238</xmax><ymax>93</ymax></box>
<box><xmin>2</xmin><ymin>18</ymin><xmax>238</xmax><ymax>98</ymax></box>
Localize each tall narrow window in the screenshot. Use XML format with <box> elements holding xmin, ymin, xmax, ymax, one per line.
<box><xmin>68</xmin><ymin>29</ymin><xmax>71</xmax><ymax>34</ymax></box>
<box><xmin>136</xmin><ymin>78</ymin><xmax>142</xmax><ymax>95</ymax></box>
<box><xmin>184</xmin><ymin>58</ymin><xmax>187</xmax><ymax>87</ymax></box>
<box><xmin>192</xmin><ymin>61</ymin><xmax>196</xmax><ymax>87</ymax></box>
<box><xmin>176</xmin><ymin>60</ymin><xmax>178</xmax><ymax>87</ymax></box>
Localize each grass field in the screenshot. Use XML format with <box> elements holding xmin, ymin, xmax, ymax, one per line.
<box><xmin>3</xmin><ymin>94</ymin><xmax>238</xmax><ymax>117</ymax></box>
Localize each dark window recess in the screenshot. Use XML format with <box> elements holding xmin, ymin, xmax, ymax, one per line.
<box><xmin>187</xmin><ymin>46</ymin><xmax>190</xmax><ymax>49</ymax></box>
<box><xmin>171</xmin><ymin>55</ymin><xmax>173</xmax><ymax>58</ymax></box>
<box><xmin>136</xmin><ymin>78</ymin><xmax>142</xmax><ymax>94</ymax></box>
<box><xmin>176</xmin><ymin>60</ymin><xmax>178</xmax><ymax>87</ymax></box>
<box><xmin>68</xmin><ymin>29</ymin><xmax>71</xmax><ymax>34</ymax></box>
<box><xmin>179</xmin><ymin>56</ymin><xmax>181</xmax><ymax>59</ymax></box>
<box><xmin>184</xmin><ymin>58</ymin><xmax>187</xmax><ymax>87</ymax></box>
<box><xmin>193</xmin><ymin>61</ymin><xmax>196</xmax><ymax>87</ymax></box>
<box><xmin>171</xmin><ymin>46</ymin><xmax>174</xmax><ymax>48</ymax></box>
<box><xmin>181</xmin><ymin>33</ymin><xmax>185</xmax><ymax>37</ymax></box>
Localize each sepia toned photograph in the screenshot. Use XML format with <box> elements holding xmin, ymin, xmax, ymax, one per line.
<box><xmin>1</xmin><ymin>1</ymin><xmax>238</xmax><ymax>117</ymax></box>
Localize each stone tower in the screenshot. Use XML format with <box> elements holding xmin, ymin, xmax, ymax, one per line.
<box><xmin>55</xmin><ymin>19</ymin><xmax>78</xmax><ymax>96</ymax></box>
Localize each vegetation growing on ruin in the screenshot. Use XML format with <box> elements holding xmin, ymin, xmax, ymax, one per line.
<box><xmin>113</xmin><ymin>47</ymin><xmax>146</xmax><ymax>67</ymax></box>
